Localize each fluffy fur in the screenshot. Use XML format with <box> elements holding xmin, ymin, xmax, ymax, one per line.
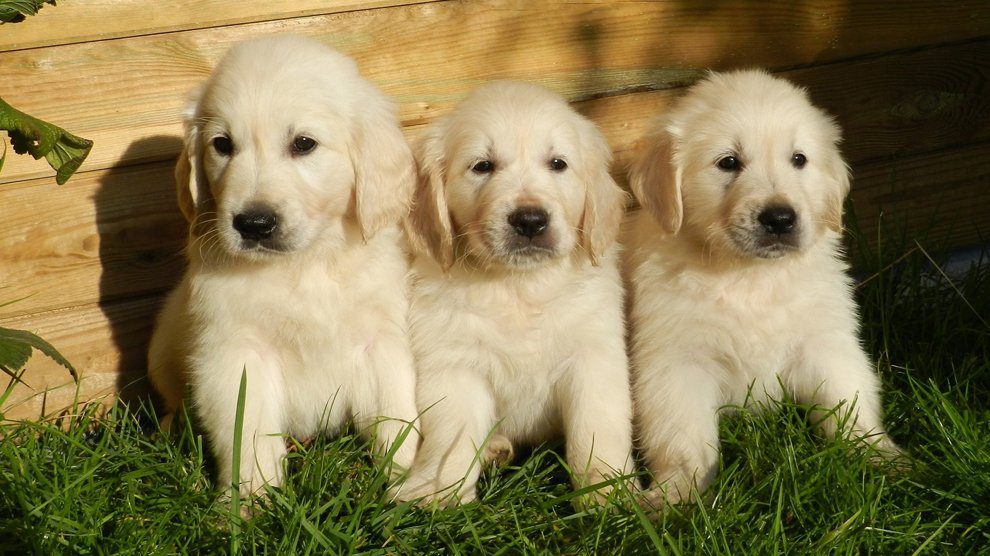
<box><xmin>392</xmin><ymin>81</ymin><xmax>633</xmax><ymax>506</ymax></box>
<box><xmin>147</xmin><ymin>35</ymin><xmax>419</xmax><ymax>497</ymax></box>
<box><xmin>624</xmin><ymin>69</ymin><xmax>900</xmax><ymax>507</ymax></box>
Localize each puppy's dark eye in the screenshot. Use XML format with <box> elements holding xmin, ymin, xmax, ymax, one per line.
<box><xmin>716</xmin><ymin>155</ymin><xmax>741</xmax><ymax>171</ymax></box>
<box><xmin>472</xmin><ymin>160</ymin><xmax>494</xmax><ymax>174</ymax></box>
<box><xmin>549</xmin><ymin>158</ymin><xmax>568</xmax><ymax>172</ymax></box>
<box><xmin>212</xmin><ymin>135</ymin><xmax>234</xmax><ymax>156</ymax></box>
<box><xmin>791</xmin><ymin>152</ymin><xmax>807</xmax><ymax>169</ymax></box>
<box><xmin>291</xmin><ymin>136</ymin><xmax>317</xmax><ymax>155</ymax></box>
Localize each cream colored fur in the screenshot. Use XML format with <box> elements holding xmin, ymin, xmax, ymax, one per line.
<box><xmin>393</xmin><ymin>82</ymin><xmax>633</xmax><ymax>506</ymax></box>
<box><xmin>624</xmin><ymin>70</ymin><xmax>900</xmax><ymax>507</ymax></box>
<box><xmin>147</xmin><ymin>36</ymin><xmax>419</xmax><ymax>498</ymax></box>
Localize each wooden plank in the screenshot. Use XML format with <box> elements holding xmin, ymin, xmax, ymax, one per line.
<box><xmin>0</xmin><ymin>160</ymin><xmax>188</xmax><ymax>320</ymax></box>
<box><xmin>848</xmin><ymin>142</ymin><xmax>990</xmax><ymax>249</ymax></box>
<box><xmin>4</xmin><ymin>38</ymin><xmax>990</xmax><ymax>319</ymax></box>
<box><xmin>0</xmin><ymin>0</ymin><xmax>433</xmax><ymax>52</ymax></box>
<box><xmin>586</xmin><ymin>39</ymin><xmax>990</xmax><ymax>170</ymax></box>
<box><xmin>0</xmin><ymin>298</ymin><xmax>160</xmax><ymax>422</ymax></box>
<box><xmin>2</xmin><ymin>0</ymin><xmax>988</xmax><ymax>184</ymax></box>
<box><xmin>789</xmin><ymin>42</ymin><xmax>990</xmax><ymax>165</ymax></box>
<box><xmin>2</xmin><ymin>0</ymin><xmax>988</xmax><ymax>420</ymax></box>
<box><xmin>4</xmin><ymin>142</ymin><xmax>987</xmax><ymax>420</ymax></box>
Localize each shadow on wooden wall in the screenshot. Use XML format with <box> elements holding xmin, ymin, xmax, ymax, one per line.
<box><xmin>94</xmin><ymin>136</ymin><xmax>186</xmax><ymax>410</ymax></box>
<box><xmin>1</xmin><ymin>0</ymin><xmax>986</xmax><ymax>420</ymax></box>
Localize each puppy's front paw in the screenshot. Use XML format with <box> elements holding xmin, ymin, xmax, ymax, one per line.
<box><xmin>570</xmin><ymin>471</ymin><xmax>641</xmax><ymax>512</ymax></box>
<box><xmin>156</xmin><ymin>411</ymin><xmax>177</xmax><ymax>433</ymax></box>
<box><xmin>864</xmin><ymin>434</ymin><xmax>911</xmax><ymax>473</ymax></box>
<box><xmin>216</xmin><ymin>487</ymin><xmax>266</xmax><ymax>521</ymax></box>
<box><xmin>483</xmin><ymin>434</ymin><xmax>514</xmax><ymax>468</ymax></box>
<box><xmin>638</xmin><ymin>467</ymin><xmax>700</xmax><ymax>513</ymax></box>
<box><xmin>389</xmin><ymin>473</ymin><xmax>475</xmax><ymax>508</ymax></box>
<box><xmin>635</xmin><ymin>481</ymin><xmax>694</xmax><ymax>519</ymax></box>
<box><xmin>639</xmin><ymin>487</ymin><xmax>669</xmax><ymax>515</ymax></box>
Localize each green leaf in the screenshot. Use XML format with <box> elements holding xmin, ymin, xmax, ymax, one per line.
<box><xmin>0</xmin><ymin>96</ymin><xmax>92</xmax><ymax>185</ymax></box>
<box><xmin>0</xmin><ymin>326</ymin><xmax>76</xmax><ymax>380</ymax></box>
<box><xmin>0</xmin><ymin>0</ymin><xmax>56</xmax><ymax>23</ymax></box>
<box><xmin>0</xmin><ymin>335</ymin><xmax>32</xmax><ymax>373</ymax></box>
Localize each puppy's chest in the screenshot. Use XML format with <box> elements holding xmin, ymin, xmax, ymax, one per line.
<box><xmin>468</xmin><ymin>284</ymin><xmax>578</xmax><ymax>358</ymax></box>
<box><xmin>415</xmin><ymin>277</ymin><xmax>580</xmax><ymax>367</ymax></box>
<box><xmin>192</xmin><ymin>263</ymin><xmax>360</xmax><ymax>352</ymax></box>
<box><xmin>659</xmin><ymin>266</ymin><xmax>825</xmax><ymax>371</ymax></box>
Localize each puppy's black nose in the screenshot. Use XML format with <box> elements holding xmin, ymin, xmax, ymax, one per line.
<box><xmin>508</xmin><ymin>207</ymin><xmax>549</xmax><ymax>238</ymax></box>
<box><xmin>757</xmin><ymin>206</ymin><xmax>797</xmax><ymax>235</ymax></box>
<box><xmin>233</xmin><ymin>209</ymin><xmax>278</xmax><ymax>241</ymax></box>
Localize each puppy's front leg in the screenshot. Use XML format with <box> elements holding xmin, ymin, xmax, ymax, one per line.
<box><xmin>353</xmin><ymin>328</ymin><xmax>421</xmax><ymax>479</ymax></box>
<box><xmin>558</xmin><ymin>345</ymin><xmax>635</xmax><ymax>506</ymax></box>
<box><xmin>792</xmin><ymin>333</ymin><xmax>900</xmax><ymax>458</ymax></box>
<box><xmin>392</xmin><ymin>369</ymin><xmax>495</xmax><ymax>506</ymax></box>
<box><xmin>192</xmin><ymin>348</ymin><xmax>286</xmax><ymax>499</ymax></box>
<box><xmin>635</xmin><ymin>355</ymin><xmax>723</xmax><ymax>507</ymax></box>
<box><xmin>147</xmin><ymin>284</ymin><xmax>190</xmax><ymax>422</ymax></box>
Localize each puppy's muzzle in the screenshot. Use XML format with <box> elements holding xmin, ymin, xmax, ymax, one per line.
<box><xmin>748</xmin><ymin>204</ymin><xmax>801</xmax><ymax>257</ymax></box>
<box><xmin>507</xmin><ymin>207</ymin><xmax>549</xmax><ymax>239</ymax></box>
<box><xmin>233</xmin><ymin>208</ymin><xmax>278</xmax><ymax>241</ymax></box>
<box><xmin>757</xmin><ymin>205</ymin><xmax>796</xmax><ymax>237</ymax></box>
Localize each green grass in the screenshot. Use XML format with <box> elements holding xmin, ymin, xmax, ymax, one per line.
<box><xmin>1</xmin><ymin>232</ymin><xmax>988</xmax><ymax>554</ymax></box>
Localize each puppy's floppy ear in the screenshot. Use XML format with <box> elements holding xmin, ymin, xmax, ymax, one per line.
<box><xmin>824</xmin><ymin>148</ymin><xmax>851</xmax><ymax>234</ymax></box>
<box><xmin>175</xmin><ymin>84</ymin><xmax>210</xmax><ymax>229</ymax></box>
<box><xmin>405</xmin><ymin>124</ymin><xmax>454</xmax><ymax>270</ymax></box>
<box><xmin>350</xmin><ymin>84</ymin><xmax>416</xmax><ymax>240</ymax></box>
<box><xmin>628</xmin><ymin>120</ymin><xmax>683</xmax><ymax>235</ymax></box>
<box><xmin>577</xmin><ymin>119</ymin><xmax>627</xmax><ymax>266</ymax></box>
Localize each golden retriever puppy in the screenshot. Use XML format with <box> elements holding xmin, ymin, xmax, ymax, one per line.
<box><xmin>147</xmin><ymin>35</ymin><xmax>419</xmax><ymax>498</ymax></box>
<box><xmin>392</xmin><ymin>81</ymin><xmax>633</xmax><ymax>506</ymax></box>
<box><xmin>624</xmin><ymin>70</ymin><xmax>900</xmax><ymax>507</ymax></box>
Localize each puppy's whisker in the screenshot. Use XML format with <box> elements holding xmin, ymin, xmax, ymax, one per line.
<box><xmin>563</xmin><ymin>223</ymin><xmax>595</xmax><ymax>260</ymax></box>
<box><xmin>196</xmin><ymin>232</ymin><xmax>217</xmax><ymax>262</ymax></box>
<box><xmin>449</xmin><ymin>220</ymin><xmax>494</xmax><ymax>269</ymax></box>
<box><xmin>202</xmin><ymin>232</ymin><xmax>225</xmax><ymax>263</ymax></box>
<box><xmin>451</xmin><ymin>230</ymin><xmax>476</xmax><ymax>242</ymax></box>
<box><xmin>702</xmin><ymin>226</ymin><xmax>727</xmax><ymax>266</ymax></box>
<box><xmin>455</xmin><ymin>222</ymin><xmax>486</xmax><ymax>236</ymax></box>
<box><xmin>810</xmin><ymin>216</ymin><xmax>842</xmax><ymax>231</ymax></box>
<box><xmin>191</xmin><ymin>116</ymin><xmax>226</xmax><ymax>128</ymax></box>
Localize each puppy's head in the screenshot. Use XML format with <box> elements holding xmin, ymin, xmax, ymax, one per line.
<box><xmin>407</xmin><ymin>81</ymin><xmax>625</xmax><ymax>270</ymax></box>
<box><xmin>629</xmin><ymin>69</ymin><xmax>850</xmax><ymax>261</ymax></box>
<box><xmin>176</xmin><ymin>35</ymin><xmax>414</xmax><ymax>262</ymax></box>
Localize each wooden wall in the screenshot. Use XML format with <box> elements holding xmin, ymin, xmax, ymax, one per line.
<box><xmin>2</xmin><ymin>1</ymin><xmax>988</xmax><ymax>420</ymax></box>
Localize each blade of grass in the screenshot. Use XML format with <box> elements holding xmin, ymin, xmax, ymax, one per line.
<box><xmin>230</xmin><ymin>367</ymin><xmax>247</xmax><ymax>553</ymax></box>
<box><xmin>914</xmin><ymin>241</ymin><xmax>990</xmax><ymax>329</ymax></box>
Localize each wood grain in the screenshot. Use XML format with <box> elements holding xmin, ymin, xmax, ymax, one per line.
<box><xmin>0</xmin><ymin>0</ymin><xmax>435</xmax><ymax>52</ymax></box>
<box><xmin>2</xmin><ymin>0</ymin><xmax>988</xmax><ymax>184</ymax></box>
<box><xmin>3</xmin><ymin>39</ymin><xmax>989</xmax><ymax>320</ymax></box>
<box><xmin>790</xmin><ymin>42</ymin><xmax>990</xmax><ymax>165</ymax></box>
<box><xmin>0</xmin><ymin>159</ymin><xmax>188</xmax><ymax>320</ymax></box>
<box><xmin>2</xmin><ymin>0</ymin><xmax>989</xmax><ymax>418</ymax></box>
<box><xmin>5</xmin><ymin>140</ymin><xmax>987</xmax><ymax>421</ymax></box>
<box><xmin>1</xmin><ymin>298</ymin><xmax>161</xmax><ymax>422</ymax></box>
<box><xmin>848</xmin><ymin>141</ymin><xmax>990</xmax><ymax>249</ymax></box>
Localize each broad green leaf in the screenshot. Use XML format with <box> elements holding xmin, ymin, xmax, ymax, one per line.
<box><xmin>0</xmin><ymin>0</ymin><xmax>56</xmax><ymax>23</ymax></box>
<box><xmin>0</xmin><ymin>326</ymin><xmax>76</xmax><ymax>380</ymax></box>
<box><xmin>0</xmin><ymin>336</ymin><xmax>32</xmax><ymax>373</ymax></box>
<box><xmin>0</xmin><ymin>96</ymin><xmax>92</xmax><ymax>185</ymax></box>
<box><xmin>45</xmin><ymin>129</ymin><xmax>92</xmax><ymax>185</ymax></box>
